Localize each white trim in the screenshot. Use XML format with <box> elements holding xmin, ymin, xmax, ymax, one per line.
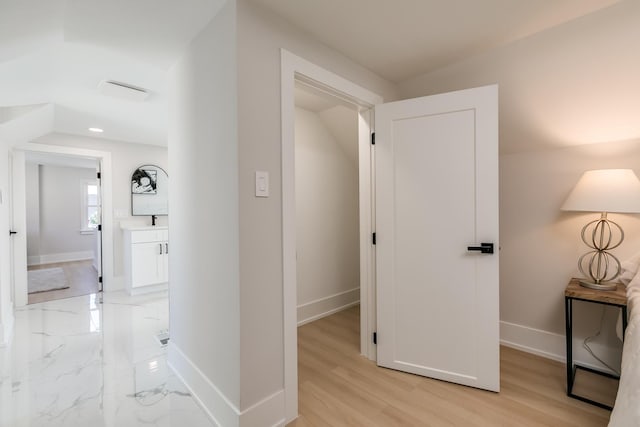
<box><xmin>27</xmin><ymin>251</ymin><xmax>94</xmax><ymax>266</ymax></box>
<box><xmin>10</xmin><ymin>151</ymin><xmax>28</xmax><ymax>307</ymax></box>
<box><xmin>298</xmin><ymin>301</ymin><xmax>360</xmax><ymax>327</ymax></box>
<box><xmin>358</xmin><ymin>108</ymin><xmax>376</xmax><ymax>361</ymax></box>
<box><xmin>500</xmin><ymin>320</ymin><xmax>621</xmax><ymax>375</ymax></box>
<box><xmin>238</xmin><ymin>390</ymin><xmax>286</xmax><ymax>427</ymax></box>
<box><xmin>168</xmin><ymin>342</ymin><xmax>236</xmax><ymax>426</ymax></box>
<box><xmin>127</xmin><ymin>282</ymin><xmax>168</xmax><ymax>296</ymax></box>
<box><xmin>80</xmin><ymin>178</ymin><xmax>99</xmax><ymax>232</ymax></box>
<box><xmin>297</xmin><ymin>287</ymin><xmax>360</xmax><ymax>326</ymax></box>
<box><xmin>167</xmin><ymin>343</ymin><xmax>286</xmax><ymax>427</ymax></box>
<box><xmin>11</xmin><ymin>142</ymin><xmax>116</xmax><ymax>307</ymax></box>
<box><xmin>281</xmin><ymin>49</ymin><xmax>383</xmax><ymax>424</ymax></box>
<box><xmin>500</xmin><ymin>320</ymin><xmax>565</xmax><ymax>362</ymax></box>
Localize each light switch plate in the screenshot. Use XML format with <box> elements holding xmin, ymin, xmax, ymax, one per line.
<box><xmin>255</xmin><ymin>171</ymin><xmax>269</xmax><ymax>197</ymax></box>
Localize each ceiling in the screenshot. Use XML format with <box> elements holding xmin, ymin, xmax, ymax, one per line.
<box><xmin>252</xmin><ymin>0</ymin><xmax>621</xmax><ymax>82</ymax></box>
<box><xmin>0</xmin><ymin>0</ymin><xmax>623</xmax><ymax>147</ymax></box>
<box><xmin>0</xmin><ymin>0</ymin><xmax>225</xmax><ymax>146</ymax></box>
<box><xmin>295</xmin><ymin>83</ymin><xmax>359</xmax><ymax>165</ymax></box>
<box><xmin>25</xmin><ymin>150</ymin><xmax>98</xmax><ymax>170</ymax></box>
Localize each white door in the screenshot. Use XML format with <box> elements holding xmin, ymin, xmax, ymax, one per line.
<box><xmin>375</xmin><ymin>85</ymin><xmax>499</xmax><ymax>392</ymax></box>
<box><xmin>95</xmin><ymin>167</ymin><xmax>103</xmax><ymax>291</ymax></box>
<box><xmin>10</xmin><ymin>151</ymin><xmax>28</xmax><ymax>307</ymax></box>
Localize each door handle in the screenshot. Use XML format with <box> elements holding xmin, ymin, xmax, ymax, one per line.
<box><xmin>9</xmin><ymin>230</ymin><xmax>17</xmax><ymax>236</ymax></box>
<box><xmin>467</xmin><ymin>243</ymin><xmax>494</xmax><ymax>254</ymax></box>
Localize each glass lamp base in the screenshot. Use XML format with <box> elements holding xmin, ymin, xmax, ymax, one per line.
<box><xmin>578</xmin><ymin>280</ymin><xmax>617</xmax><ymax>291</ymax></box>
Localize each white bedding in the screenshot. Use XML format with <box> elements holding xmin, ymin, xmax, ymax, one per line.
<box><xmin>608</xmin><ymin>269</ymin><xmax>640</xmax><ymax>426</ymax></box>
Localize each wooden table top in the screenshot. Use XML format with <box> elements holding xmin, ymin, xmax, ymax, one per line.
<box><xmin>565</xmin><ymin>277</ymin><xmax>627</xmax><ymax>306</ymax></box>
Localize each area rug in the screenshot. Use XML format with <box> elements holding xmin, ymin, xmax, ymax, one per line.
<box><xmin>28</xmin><ymin>267</ymin><xmax>70</xmax><ymax>294</ymax></box>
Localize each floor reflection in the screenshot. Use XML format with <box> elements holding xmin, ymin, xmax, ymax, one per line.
<box><xmin>0</xmin><ymin>291</ymin><xmax>214</xmax><ymax>427</ymax></box>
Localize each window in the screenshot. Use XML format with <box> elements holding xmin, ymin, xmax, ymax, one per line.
<box><xmin>81</xmin><ymin>179</ymin><xmax>100</xmax><ymax>232</ymax></box>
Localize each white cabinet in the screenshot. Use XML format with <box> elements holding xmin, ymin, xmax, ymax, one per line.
<box><xmin>123</xmin><ymin>227</ymin><xmax>169</xmax><ymax>294</ymax></box>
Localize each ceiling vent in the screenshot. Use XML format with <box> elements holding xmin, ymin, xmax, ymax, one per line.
<box><xmin>98</xmin><ymin>80</ymin><xmax>149</xmax><ymax>102</ymax></box>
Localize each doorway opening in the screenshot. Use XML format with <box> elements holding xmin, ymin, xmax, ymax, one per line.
<box><xmin>23</xmin><ymin>151</ymin><xmax>102</xmax><ymax>304</ymax></box>
<box><xmin>281</xmin><ymin>49</ymin><xmax>384</xmax><ymax>423</ymax></box>
<box><xmin>294</xmin><ymin>81</ymin><xmax>360</xmax><ymax>329</ymax></box>
<box><xmin>10</xmin><ymin>142</ymin><xmax>113</xmax><ymax>308</ymax></box>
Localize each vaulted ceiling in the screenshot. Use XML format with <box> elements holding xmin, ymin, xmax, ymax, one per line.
<box><xmin>0</xmin><ymin>0</ymin><xmax>624</xmax><ymax>147</ymax></box>
<box><xmin>252</xmin><ymin>0</ymin><xmax>621</xmax><ymax>82</ymax></box>
<box><xmin>0</xmin><ymin>0</ymin><xmax>225</xmax><ymax>145</ymax></box>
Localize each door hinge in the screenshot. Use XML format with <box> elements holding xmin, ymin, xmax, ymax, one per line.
<box><xmin>97</xmin><ymin>224</ymin><xmax>102</xmax><ymax>231</ymax></box>
<box><xmin>371</xmin><ymin>132</ymin><xmax>375</xmax><ymax>145</ymax></box>
<box><xmin>98</xmin><ymin>276</ymin><xmax>103</xmax><ymax>283</ymax></box>
<box><xmin>372</xmin><ymin>232</ymin><xmax>376</xmax><ymax>245</ymax></box>
<box><xmin>97</xmin><ymin>172</ymin><xmax>101</xmax><ymax>179</ymax></box>
<box><xmin>373</xmin><ymin>332</ymin><xmax>377</xmax><ymax>344</ymax></box>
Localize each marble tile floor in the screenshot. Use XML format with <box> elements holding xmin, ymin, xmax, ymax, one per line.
<box><xmin>0</xmin><ymin>291</ymin><xmax>215</xmax><ymax>427</ymax></box>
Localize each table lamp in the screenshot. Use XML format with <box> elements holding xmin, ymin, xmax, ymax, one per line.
<box><xmin>561</xmin><ymin>169</ymin><xmax>640</xmax><ymax>290</ymax></box>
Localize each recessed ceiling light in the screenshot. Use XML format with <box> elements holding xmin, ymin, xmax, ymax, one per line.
<box><xmin>89</xmin><ymin>127</ymin><xmax>104</xmax><ymax>133</ymax></box>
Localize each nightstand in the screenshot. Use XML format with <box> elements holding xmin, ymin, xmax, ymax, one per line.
<box><xmin>565</xmin><ymin>278</ymin><xmax>628</xmax><ymax>410</ymax></box>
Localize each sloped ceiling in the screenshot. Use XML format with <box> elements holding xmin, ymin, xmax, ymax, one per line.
<box><xmin>0</xmin><ymin>0</ymin><xmax>225</xmax><ymax>146</ymax></box>
<box><xmin>0</xmin><ymin>0</ymin><xmax>627</xmax><ymax>149</ymax></box>
<box><xmin>252</xmin><ymin>0</ymin><xmax>622</xmax><ymax>82</ymax></box>
<box><xmin>295</xmin><ymin>83</ymin><xmax>359</xmax><ymax>165</ymax></box>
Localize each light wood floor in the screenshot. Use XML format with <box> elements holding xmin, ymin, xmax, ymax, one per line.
<box><xmin>290</xmin><ymin>305</ymin><xmax>614</xmax><ymax>426</ymax></box>
<box><xmin>28</xmin><ymin>260</ymin><xmax>99</xmax><ymax>304</ymax></box>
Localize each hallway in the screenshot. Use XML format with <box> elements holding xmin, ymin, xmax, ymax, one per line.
<box><xmin>0</xmin><ymin>291</ymin><xmax>213</xmax><ymax>426</ymax></box>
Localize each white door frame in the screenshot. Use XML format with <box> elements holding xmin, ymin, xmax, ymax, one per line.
<box><xmin>11</xmin><ymin>142</ymin><xmax>113</xmax><ymax>306</ymax></box>
<box><xmin>280</xmin><ymin>49</ymin><xmax>383</xmax><ymax>423</ymax></box>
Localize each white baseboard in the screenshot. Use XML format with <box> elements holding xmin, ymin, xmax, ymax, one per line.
<box><xmin>297</xmin><ymin>287</ymin><xmax>360</xmax><ymax>326</ymax></box>
<box><xmin>128</xmin><ymin>282</ymin><xmax>168</xmax><ymax>296</ymax></box>
<box><xmin>168</xmin><ymin>343</ymin><xmax>286</xmax><ymax>427</ymax></box>
<box><xmin>28</xmin><ymin>251</ymin><xmax>94</xmax><ymax>266</ymax></box>
<box><xmin>168</xmin><ymin>342</ymin><xmax>238</xmax><ymax>426</ymax></box>
<box><xmin>500</xmin><ymin>320</ymin><xmax>622</xmax><ymax>374</ymax></box>
<box><xmin>238</xmin><ymin>390</ymin><xmax>286</xmax><ymax>427</ymax></box>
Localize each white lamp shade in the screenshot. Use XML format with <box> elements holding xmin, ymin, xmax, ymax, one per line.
<box><xmin>561</xmin><ymin>169</ymin><xmax>640</xmax><ymax>213</ymax></box>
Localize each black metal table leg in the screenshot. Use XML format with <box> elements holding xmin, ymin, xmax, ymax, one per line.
<box><xmin>565</xmin><ymin>296</ymin><xmax>573</xmax><ymax>395</ymax></box>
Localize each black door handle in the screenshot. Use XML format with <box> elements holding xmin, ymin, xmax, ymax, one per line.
<box><xmin>9</xmin><ymin>230</ymin><xmax>17</xmax><ymax>236</ymax></box>
<box><xmin>467</xmin><ymin>243</ymin><xmax>494</xmax><ymax>254</ymax></box>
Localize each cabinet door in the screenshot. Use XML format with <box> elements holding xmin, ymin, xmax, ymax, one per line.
<box><xmin>131</xmin><ymin>242</ymin><xmax>163</xmax><ymax>287</ymax></box>
<box><xmin>161</xmin><ymin>241</ymin><xmax>169</xmax><ymax>282</ymax></box>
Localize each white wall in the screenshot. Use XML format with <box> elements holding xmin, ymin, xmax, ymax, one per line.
<box><xmin>26</xmin><ymin>164</ymin><xmax>97</xmax><ymax>265</ymax></box>
<box><xmin>25</xmin><ymin>163</ymin><xmax>39</xmax><ymax>260</ymax></box>
<box><xmin>236</xmin><ymin>0</ymin><xmax>397</xmax><ymax>418</ymax></box>
<box><xmin>399</xmin><ymin>1</ymin><xmax>640</xmax><ymax>155</ymax></box>
<box><xmin>295</xmin><ymin>107</ymin><xmax>360</xmax><ymax>324</ymax></box>
<box><xmin>32</xmin><ymin>134</ymin><xmax>168</xmax><ymax>286</ymax></box>
<box><xmin>167</xmin><ymin>1</ymin><xmax>241</xmax><ymax>425</ymax></box>
<box><xmin>499</xmin><ymin>141</ymin><xmax>640</xmax><ymax>365</ymax></box>
<box><xmin>397</xmin><ymin>1</ymin><xmax>640</xmax><ymax>367</ymax></box>
<box><xmin>164</xmin><ymin>0</ymin><xmax>396</xmax><ymax>423</ymax></box>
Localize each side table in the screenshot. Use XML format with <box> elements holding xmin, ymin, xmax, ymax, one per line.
<box><xmin>565</xmin><ymin>277</ymin><xmax>627</xmax><ymax>410</ymax></box>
